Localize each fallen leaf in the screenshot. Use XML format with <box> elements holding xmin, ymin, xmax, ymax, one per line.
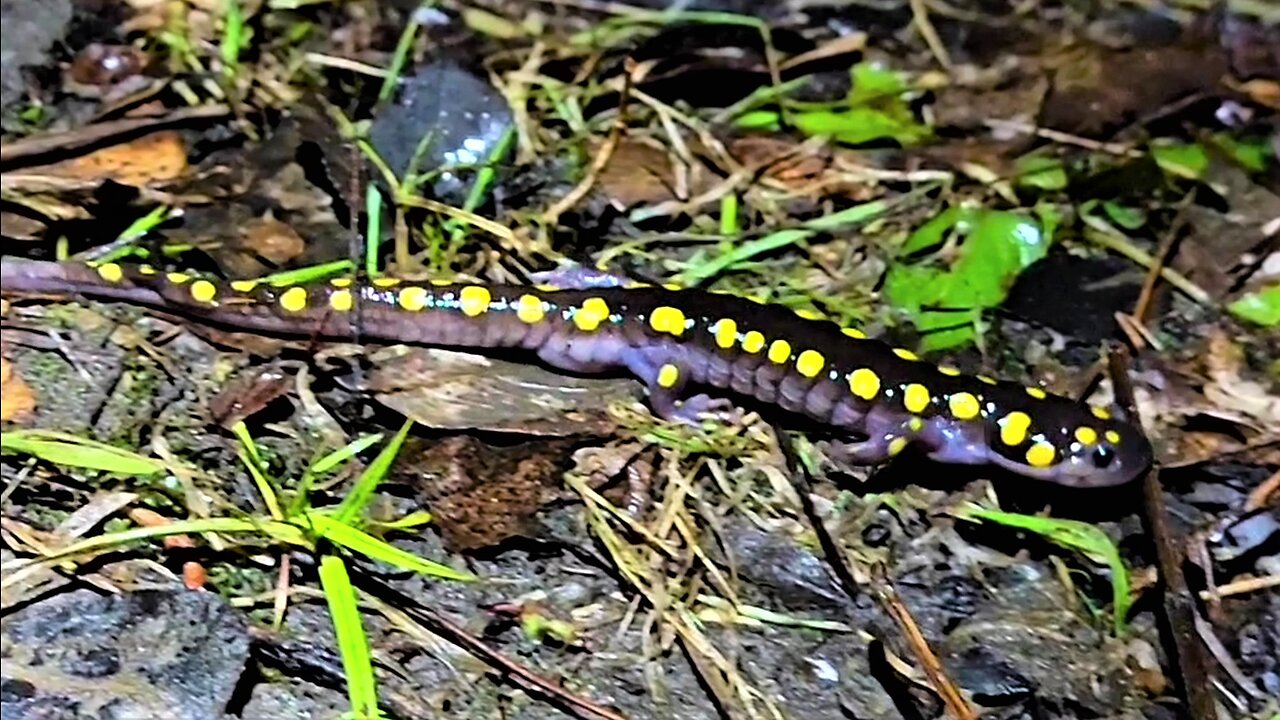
<box><xmin>39</xmin><ymin>131</ymin><xmax>188</xmax><ymax>186</ymax></box>
<box><xmin>0</xmin><ymin>358</ymin><xmax>37</xmax><ymax>422</ymax></box>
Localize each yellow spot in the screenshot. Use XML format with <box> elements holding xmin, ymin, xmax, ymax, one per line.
<box><xmin>888</xmin><ymin>437</ymin><xmax>909</xmax><ymax>457</ymax></box>
<box><xmin>714</xmin><ymin>319</ymin><xmax>738</xmax><ymax>350</ymax></box>
<box><xmin>767</xmin><ymin>339</ymin><xmax>792</xmax><ymax>364</ymax></box>
<box><xmin>893</xmin><ymin>348</ymin><xmax>920</xmax><ymax>362</ymax></box>
<box><xmin>279</xmin><ymin>287</ymin><xmax>308</xmax><ymax>313</ymax></box>
<box><xmin>330</xmin><ymin>289</ymin><xmax>353</xmax><ymax>312</ymax></box>
<box><xmin>166</xmin><ymin>272</ymin><xmax>191</xmax><ymax>284</ymax></box>
<box><xmin>1026</xmin><ymin>442</ymin><xmax>1056</xmax><ymax>468</ymax></box>
<box><xmin>573</xmin><ymin>297</ymin><xmax>611</xmax><ymax>332</ymax></box>
<box><xmin>662</xmin><ymin>282</ymin><xmax>683</xmax><ymax>292</ymax></box>
<box><xmin>399</xmin><ymin>286</ymin><xmax>428</xmax><ymax>311</ymax></box>
<box><xmin>657</xmin><ymin>363</ymin><xmax>680</xmax><ymax>388</ymax></box>
<box><xmin>795</xmin><ymin>350</ymin><xmax>824</xmax><ymax>378</ymax></box>
<box><xmin>1105</xmin><ymin>430</ymin><xmax>1121</xmax><ymax>445</ymax></box>
<box><xmin>977</xmin><ymin>375</ymin><xmax>998</xmax><ymax>385</ymax></box>
<box><xmin>999</xmin><ymin>411</ymin><xmax>1031</xmax><ymax>446</ymax></box>
<box><xmin>459</xmin><ymin>286</ymin><xmax>492</xmax><ymax>317</ymax></box>
<box><xmin>908</xmin><ymin>417</ymin><xmax>924</xmax><ymax>432</ymax></box>
<box><xmin>948</xmin><ymin>392</ymin><xmax>980</xmax><ymax>420</ymax></box>
<box><xmin>848</xmin><ymin>368</ymin><xmax>880</xmax><ymax>400</ymax></box>
<box><xmin>373</xmin><ymin>277</ymin><xmax>401</xmax><ymax>288</ymax></box>
<box><xmin>535</xmin><ymin>283</ymin><xmax>559</xmax><ymax>292</ymax></box>
<box><xmin>138</xmin><ymin>265</ymin><xmax>157</xmax><ymax>275</ymax></box>
<box><xmin>1091</xmin><ymin>406</ymin><xmax>1112</xmax><ymax>420</ymax></box>
<box><xmin>1074</xmin><ymin>426</ymin><xmax>1099</xmax><ymax>446</ymax></box>
<box><xmin>742</xmin><ymin>330</ymin><xmax>765</xmax><ymax>354</ymax></box>
<box><xmin>330</xmin><ymin>277</ymin><xmax>353</xmax><ymax>288</ymax></box>
<box><xmin>516</xmin><ymin>294</ymin><xmax>545</xmax><ymax>324</ymax></box>
<box><xmin>903</xmin><ymin>384</ymin><xmax>931</xmax><ymax>413</ymax></box>
<box><xmin>190</xmin><ymin>280</ymin><xmax>217</xmax><ymax>303</ymax></box>
<box><xmin>430</xmin><ymin>279</ymin><xmax>453</xmax><ymax>287</ymax></box>
<box><xmin>938</xmin><ymin>365</ymin><xmax>961</xmax><ymax>376</ymax></box>
<box><xmin>649</xmin><ymin>306</ymin><xmax>687</xmax><ymax>336</ymax></box>
<box><xmin>230</xmin><ymin>280</ymin><xmax>258</xmax><ymax>293</ymax></box>
<box><xmin>796</xmin><ymin>309</ymin><xmax>823</xmax><ymax>321</ymax></box>
<box><xmin>1026</xmin><ymin>386</ymin><xmax>1048</xmax><ymax>400</ymax></box>
<box><xmin>96</xmin><ymin>263</ymin><xmax>124</xmax><ymax>283</ymax></box>
<box><xmin>842</xmin><ymin>327</ymin><xmax>867</xmax><ymax>339</ymax></box>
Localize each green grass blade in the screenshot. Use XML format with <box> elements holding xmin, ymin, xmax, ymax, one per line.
<box><xmin>309</xmin><ymin>434</ymin><xmax>386</xmax><ymax>476</ymax></box>
<box><xmin>958</xmin><ymin>506</ymin><xmax>1132</xmax><ymax>635</ymax></box>
<box><xmin>6</xmin><ymin>517</ymin><xmax>310</xmax><ymax>574</ymax></box>
<box><xmin>231</xmin><ymin>422</ymin><xmax>283</xmax><ymax>521</ymax></box>
<box><xmin>318</xmin><ymin>555</ymin><xmax>381</xmax><ymax>719</ymax></box>
<box><xmin>308</xmin><ymin>513</ymin><xmax>473</xmax><ymax>582</ymax></box>
<box><xmin>333</xmin><ymin>419</ymin><xmax>413</xmax><ymax>526</ymax></box>
<box><xmin>1</xmin><ymin>430</ymin><xmax>165</xmax><ymax>476</ymax></box>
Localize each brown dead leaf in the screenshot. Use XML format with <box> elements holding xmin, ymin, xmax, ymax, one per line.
<box><xmin>0</xmin><ymin>357</ymin><xmax>37</xmax><ymax>422</ymax></box>
<box><xmin>241</xmin><ymin>216</ymin><xmax>306</xmax><ymax>265</ymax></box>
<box><xmin>1042</xmin><ymin>43</ymin><xmax>1228</xmax><ymax>137</ymax></box>
<box><xmin>597</xmin><ymin>138</ymin><xmax>685</xmax><ymax>209</ymax></box>
<box><xmin>39</xmin><ymin>131</ymin><xmax>188</xmax><ymax>186</ymax></box>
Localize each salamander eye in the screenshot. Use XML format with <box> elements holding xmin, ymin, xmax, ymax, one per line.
<box><xmin>1092</xmin><ymin>445</ymin><xmax>1115</xmax><ymax>468</ymax></box>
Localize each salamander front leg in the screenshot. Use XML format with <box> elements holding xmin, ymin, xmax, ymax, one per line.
<box><xmin>825</xmin><ymin>434</ymin><xmax>911</xmax><ymax>466</ymax></box>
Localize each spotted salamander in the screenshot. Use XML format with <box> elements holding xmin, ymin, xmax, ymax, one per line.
<box><xmin>0</xmin><ymin>258</ymin><xmax>1152</xmax><ymax>487</ymax></box>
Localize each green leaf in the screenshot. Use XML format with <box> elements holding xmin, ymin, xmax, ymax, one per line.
<box><xmin>849</xmin><ymin>62</ymin><xmax>909</xmax><ymax>103</ymax></box>
<box><xmin>1</xmin><ymin>430</ymin><xmax>165</xmax><ymax>476</ymax></box>
<box><xmin>308</xmin><ymin>513</ymin><xmax>474</xmax><ymax>582</ymax></box>
<box><xmin>1015</xmin><ymin>154</ymin><xmax>1068</xmax><ymax>191</ymax></box>
<box><xmin>885</xmin><ymin>209</ymin><xmax>1050</xmax><ymax>351</ymax></box>
<box><xmin>1210</xmin><ymin>133</ymin><xmax>1272</xmax><ymax>173</ymax></box>
<box><xmin>792</xmin><ymin>107</ymin><xmax>930</xmax><ymax>147</ymax></box>
<box><xmin>1228</xmin><ymin>285</ymin><xmax>1280</xmax><ymax>327</ymax></box>
<box><xmin>733</xmin><ymin>109</ymin><xmax>782</xmax><ymax>131</ymax></box>
<box><xmin>333</xmin><ymin>419</ymin><xmax>413</xmax><ymax>526</ymax></box>
<box><xmin>957</xmin><ymin>506</ymin><xmax>1132</xmax><ymax>636</ymax></box>
<box><xmin>319</xmin><ymin>555</ymin><xmax>381</xmax><ymax>719</ymax></box>
<box><xmin>1102</xmin><ymin>201</ymin><xmax>1146</xmax><ymax>230</ymax></box>
<box><xmin>1151</xmin><ymin>141</ymin><xmax>1208</xmax><ymax>180</ymax></box>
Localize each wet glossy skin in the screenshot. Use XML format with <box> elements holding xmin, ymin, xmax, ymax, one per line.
<box><xmin>0</xmin><ymin>258</ymin><xmax>1153</xmax><ymax>486</ymax></box>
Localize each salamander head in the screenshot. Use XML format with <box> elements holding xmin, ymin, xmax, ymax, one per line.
<box><xmin>986</xmin><ymin>405</ymin><xmax>1153</xmax><ymax>487</ymax></box>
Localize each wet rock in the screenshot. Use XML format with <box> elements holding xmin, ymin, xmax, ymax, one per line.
<box><xmin>240</xmin><ymin>678</ymin><xmax>348</xmax><ymax>720</ymax></box>
<box><xmin>717</xmin><ymin>522</ymin><xmax>850</xmax><ymax>611</ymax></box>
<box><xmin>369</xmin><ymin>62</ymin><xmax>513</xmax><ymax>203</ymax></box>
<box><xmin>0</xmin><ymin>0</ymin><xmax>72</xmax><ymax>109</ymax></box>
<box><xmin>1</xmin><ymin>589</ymin><xmax>249</xmax><ymax>720</ymax></box>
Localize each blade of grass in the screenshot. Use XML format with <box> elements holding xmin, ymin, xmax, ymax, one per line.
<box><xmin>365</xmin><ymin>182</ymin><xmax>382</xmax><ymax>277</ymax></box>
<box><xmin>1</xmin><ymin>430</ymin><xmax>165</xmax><ymax>476</ymax></box>
<box><xmin>3</xmin><ymin>516</ymin><xmax>310</xmax><ymax>582</ymax></box>
<box><xmin>309</xmin><ymin>433</ymin><xmax>386</xmax><ymax>476</ymax></box>
<box><xmin>333</xmin><ymin>419</ymin><xmax>413</xmax><ymax>525</ymax></box>
<box><xmin>232</xmin><ymin>422</ymin><xmax>284</xmax><ymax>521</ymax></box>
<box><xmin>318</xmin><ymin>555</ymin><xmax>381</xmax><ymax>719</ymax></box>
<box><xmin>308</xmin><ymin>513</ymin><xmax>473</xmax><ymax>582</ymax></box>
<box><xmin>958</xmin><ymin>506</ymin><xmax>1133</xmax><ymax>635</ymax></box>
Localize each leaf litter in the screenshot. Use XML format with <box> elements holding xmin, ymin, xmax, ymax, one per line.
<box><xmin>0</xmin><ymin>1</ymin><xmax>1277</xmax><ymax>719</ymax></box>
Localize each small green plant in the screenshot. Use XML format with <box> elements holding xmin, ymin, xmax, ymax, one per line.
<box><xmin>956</xmin><ymin>505</ymin><xmax>1132</xmax><ymax>635</ymax></box>
<box><xmin>2</xmin><ymin>419</ymin><xmax>471</xmax><ymax>720</ymax></box>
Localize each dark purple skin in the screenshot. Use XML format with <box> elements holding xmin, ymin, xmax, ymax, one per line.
<box><xmin>0</xmin><ymin>257</ymin><xmax>1153</xmax><ymax>486</ymax></box>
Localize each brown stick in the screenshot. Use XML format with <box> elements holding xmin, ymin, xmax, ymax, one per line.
<box><xmin>1108</xmin><ymin>348</ymin><xmax>1217</xmax><ymax>719</ymax></box>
